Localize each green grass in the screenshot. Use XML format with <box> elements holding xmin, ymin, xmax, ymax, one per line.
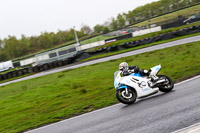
<box><xmin>0</xmin><ymin>41</ymin><xmax>200</xmax><ymax>133</ymax></box>
<box><xmin>131</xmin><ymin>4</ymin><xmax>200</xmax><ymax>27</ymax></box>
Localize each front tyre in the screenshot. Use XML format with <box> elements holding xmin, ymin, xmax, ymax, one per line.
<box><xmin>158</xmin><ymin>75</ymin><xmax>174</xmax><ymax>92</ymax></box>
<box><xmin>116</xmin><ymin>88</ymin><xmax>137</xmax><ymax>104</ymax></box>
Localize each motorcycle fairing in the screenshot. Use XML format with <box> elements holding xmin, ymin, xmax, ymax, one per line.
<box><xmin>114</xmin><ymin>70</ymin><xmax>159</xmax><ymax>98</ymax></box>
<box><xmin>129</xmin><ymin>72</ymin><xmax>142</xmax><ymax>77</ymax></box>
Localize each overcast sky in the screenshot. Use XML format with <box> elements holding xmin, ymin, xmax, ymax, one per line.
<box><xmin>0</xmin><ymin>0</ymin><xmax>159</xmax><ymax>39</ymax></box>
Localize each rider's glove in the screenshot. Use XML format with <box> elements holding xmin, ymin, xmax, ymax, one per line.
<box><xmin>129</xmin><ymin>69</ymin><xmax>134</xmax><ymax>73</ymax></box>
<box><xmin>123</xmin><ymin>70</ymin><xmax>129</xmax><ymax>76</ymax></box>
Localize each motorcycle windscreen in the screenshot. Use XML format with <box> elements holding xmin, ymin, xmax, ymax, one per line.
<box><xmin>114</xmin><ymin>70</ymin><xmax>121</xmax><ymax>88</ymax></box>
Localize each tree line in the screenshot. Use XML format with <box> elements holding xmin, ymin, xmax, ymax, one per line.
<box><xmin>0</xmin><ymin>0</ymin><xmax>199</xmax><ymax>62</ymax></box>
<box><xmin>0</xmin><ymin>29</ymin><xmax>86</xmax><ymax>61</ymax></box>
<box><xmin>93</xmin><ymin>0</ymin><xmax>200</xmax><ymax>33</ymax></box>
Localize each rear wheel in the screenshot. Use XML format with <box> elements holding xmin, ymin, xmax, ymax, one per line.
<box><xmin>116</xmin><ymin>88</ymin><xmax>137</xmax><ymax>104</ymax></box>
<box><xmin>158</xmin><ymin>75</ymin><xmax>174</xmax><ymax>92</ymax></box>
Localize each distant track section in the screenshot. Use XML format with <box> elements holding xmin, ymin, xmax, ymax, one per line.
<box><xmin>1</xmin><ymin>35</ymin><xmax>200</xmax><ymax>86</ymax></box>
<box><xmin>0</xmin><ymin>25</ymin><xmax>200</xmax><ymax>83</ymax></box>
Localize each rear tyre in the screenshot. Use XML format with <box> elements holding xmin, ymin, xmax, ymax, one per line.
<box><xmin>116</xmin><ymin>88</ymin><xmax>137</xmax><ymax>104</ymax></box>
<box><xmin>158</xmin><ymin>75</ymin><xmax>174</xmax><ymax>92</ymax></box>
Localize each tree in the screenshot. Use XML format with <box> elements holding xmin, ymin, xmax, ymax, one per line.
<box><xmin>29</xmin><ymin>36</ymin><xmax>39</xmax><ymax>50</ymax></box>
<box><xmin>94</xmin><ymin>24</ymin><xmax>104</xmax><ymax>33</ymax></box>
<box><xmin>110</xmin><ymin>18</ymin><xmax>118</xmax><ymax>30</ymax></box>
<box><xmin>192</xmin><ymin>0</ymin><xmax>200</xmax><ymax>4</ymax></box>
<box><xmin>4</xmin><ymin>36</ymin><xmax>29</xmax><ymax>59</ymax></box>
<box><xmin>0</xmin><ymin>38</ymin><xmax>6</xmax><ymax>61</ymax></box>
<box><xmin>117</xmin><ymin>14</ymin><xmax>126</xmax><ymax>28</ymax></box>
<box><xmin>20</xmin><ymin>35</ymin><xmax>30</xmax><ymax>52</ymax></box>
<box><xmin>37</xmin><ymin>33</ymin><xmax>53</xmax><ymax>49</ymax></box>
<box><xmin>77</xmin><ymin>30</ymin><xmax>86</xmax><ymax>38</ymax></box>
<box><xmin>0</xmin><ymin>38</ymin><xmax>2</xmax><ymax>49</ymax></box>
<box><xmin>0</xmin><ymin>51</ymin><xmax>6</xmax><ymax>61</ymax></box>
<box><xmin>102</xmin><ymin>26</ymin><xmax>110</xmax><ymax>34</ymax></box>
<box><xmin>81</xmin><ymin>25</ymin><xmax>93</xmax><ymax>35</ymax></box>
<box><xmin>125</xmin><ymin>11</ymin><xmax>136</xmax><ymax>24</ymax></box>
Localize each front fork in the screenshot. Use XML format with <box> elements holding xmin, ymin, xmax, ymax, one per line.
<box><xmin>125</xmin><ymin>87</ymin><xmax>129</xmax><ymax>95</ymax></box>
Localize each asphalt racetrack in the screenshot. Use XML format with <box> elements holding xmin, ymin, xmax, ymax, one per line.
<box><xmin>1</xmin><ymin>35</ymin><xmax>200</xmax><ymax>87</ymax></box>
<box><xmin>26</xmin><ymin>76</ymin><xmax>200</xmax><ymax>133</ymax></box>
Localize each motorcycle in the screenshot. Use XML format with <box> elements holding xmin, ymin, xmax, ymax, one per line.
<box><xmin>114</xmin><ymin>64</ymin><xmax>174</xmax><ymax>104</ymax></box>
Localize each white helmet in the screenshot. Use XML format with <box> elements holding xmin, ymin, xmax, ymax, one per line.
<box><xmin>119</xmin><ymin>62</ymin><xmax>128</xmax><ymax>70</ymax></box>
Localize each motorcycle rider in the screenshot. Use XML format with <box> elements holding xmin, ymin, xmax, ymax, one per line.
<box><xmin>119</xmin><ymin>62</ymin><xmax>150</xmax><ymax>77</ymax></box>
<box><xmin>119</xmin><ymin>62</ymin><xmax>159</xmax><ymax>84</ymax></box>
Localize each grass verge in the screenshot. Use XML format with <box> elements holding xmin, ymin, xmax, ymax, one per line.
<box><xmin>0</xmin><ymin>41</ymin><xmax>200</xmax><ymax>133</ymax></box>
<box><xmin>131</xmin><ymin>4</ymin><xmax>200</xmax><ymax>27</ymax></box>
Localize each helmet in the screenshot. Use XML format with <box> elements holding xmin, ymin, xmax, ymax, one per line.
<box><xmin>119</xmin><ymin>62</ymin><xmax>128</xmax><ymax>70</ymax></box>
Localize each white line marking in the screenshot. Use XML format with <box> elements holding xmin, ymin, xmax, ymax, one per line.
<box><xmin>175</xmin><ymin>75</ymin><xmax>200</xmax><ymax>86</ymax></box>
<box><xmin>172</xmin><ymin>122</ymin><xmax>200</xmax><ymax>133</ymax></box>
<box><xmin>26</xmin><ymin>75</ymin><xmax>200</xmax><ymax>133</ymax></box>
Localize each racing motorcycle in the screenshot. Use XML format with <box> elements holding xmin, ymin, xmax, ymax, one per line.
<box><xmin>114</xmin><ymin>65</ymin><xmax>174</xmax><ymax>104</ymax></box>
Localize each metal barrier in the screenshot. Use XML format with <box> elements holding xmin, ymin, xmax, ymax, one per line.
<box><xmin>0</xmin><ymin>25</ymin><xmax>200</xmax><ymax>81</ymax></box>
<box><xmin>37</xmin><ymin>51</ymin><xmax>77</xmax><ymax>65</ymax></box>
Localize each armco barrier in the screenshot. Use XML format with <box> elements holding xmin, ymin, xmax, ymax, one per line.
<box><xmin>105</xmin><ymin>33</ymin><xmax>133</xmax><ymax>44</ymax></box>
<box><xmin>69</xmin><ymin>25</ymin><xmax>200</xmax><ymax>62</ymax></box>
<box><xmin>0</xmin><ymin>25</ymin><xmax>200</xmax><ymax>82</ymax></box>
<box><xmin>132</xmin><ymin>26</ymin><xmax>162</xmax><ymax>37</ymax></box>
<box><xmin>13</xmin><ymin>62</ymin><xmax>21</xmax><ymax>68</ymax></box>
<box><xmin>161</xmin><ymin>19</ymin><xmax>185</xmax><ymax>29</ymax></box>
<box><xmin>78</xmin><ymin>40</ymin><xmax>105</xmax><ymax>51</ymax></box>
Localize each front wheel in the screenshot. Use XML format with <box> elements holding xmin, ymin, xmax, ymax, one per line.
<box><xmin>116</xmin><ymin>88</ymin><xmax>137</xmax><ymax>104</ymax></box>
<box><xmin>158</xmin><ymin>75</ymin><xmax>174</xmax><ymax>92</ymax></box>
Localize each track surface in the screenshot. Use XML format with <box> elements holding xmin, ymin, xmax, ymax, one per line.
<box><xmin>26</xmin><ymin>76</ymin><xmax>200</xmax><ymax>133</ymax></box>
<box><xmin>1</xmin><ymin>35</ymin><xmax>200</xmax><ymax>87</ymax></box>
